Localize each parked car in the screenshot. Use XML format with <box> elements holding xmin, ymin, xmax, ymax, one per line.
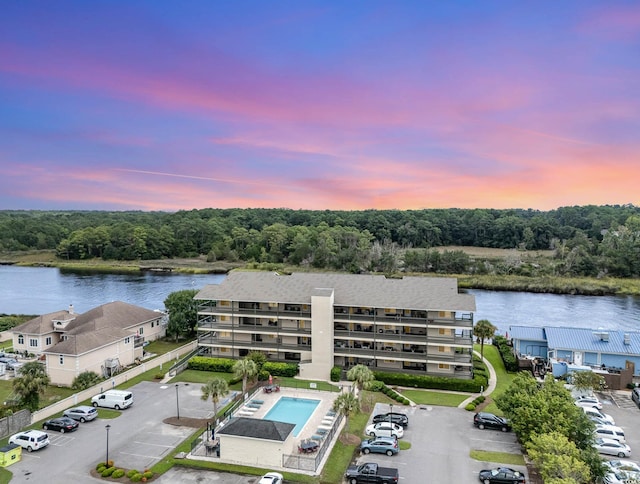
<box><xmin>632</xmin><ymin>388</ymin><xmax>640</xmax><ymax>408</ymax></box>
<box><xmin>605</xmin><ymin>460</ymin><xmax>640</xmax><ymax>473</ymax></box>
<box><xmin>345</xmin><ymin>462</ymin><xmax>399</xmax><ymax>484</ymax></box>
<box><xmin>9</xmin><ymin>430</ymin><xmax>50</xmax><ymax>452</ymax></box>
<box><xmin>360</xmin><ymin>436</ymin><xmax>399</xmax><ymax>456</ymax></box>
<box><xmin>63</xmin><ymin>405</ymin><xmax>98</xmax><ymax>422</ymax></box>
<box><xmin>583</xmin><ymin>407</ymin><xmax>615</xmax><ymax>426</ymax></box>
<box><xmin>589</xmin><ymin>414</ymin><xmax>612</xmax><ymax>426</ymax></box>
<box><xmin>372</xmin><ymin>412</ymin><xmax>409</xmax><ymax>427</ymax></box>
<box><xmin>258</xmin><ymin>472</ymin><xmax>283</xmax><ymax>484</ymax></box>
<box><xmin>365</xmin><ymin>422</ymin><xmax>404</xmax><ymax>439</ymax></box>
<box><xmin>0</xmin><ymin>357</ymin><xmax>22</xmax><ymax>371</ymax></box>
<box><xmin>595</xmin><ymin>425</ymin><xmax>626</xmax><ymax>443</ymax></box>
<box><xmin>473</xmin><ymin>412</ymin><xmax>511</xmax><ymax>432</ymax></box>
<box><xmin>594</xmin><ymin>438</ymin><xmax>631</xmax><ymax>458</ymax></box>
<box><xmin>478</xmin><ymin>467</ymin><xmax>525</xmax><ymax>484</ymax></box>
<box><xmin>42</xmin><ymin>417</ymin><xmax>79</xmax><ymax>433</ymax></box>
<box><xmin>574</xmin><ymin>396</ymin><xmax>603</xmax><ymax>410</ymax></box>
<box><xmin>604</xmin><ymin>470</ymin><xmax>635</xmax><ymax>484</ymax></box>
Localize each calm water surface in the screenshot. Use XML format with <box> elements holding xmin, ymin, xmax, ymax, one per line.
<box><xmin>2</xmin><ymin>266</ymin><xmax>640</xmax><ymax>335</ymax></box>
<box><xmin>0</xmin><ymin>265</ymin><xmax>226</xmax><ymax>315</ymax></box>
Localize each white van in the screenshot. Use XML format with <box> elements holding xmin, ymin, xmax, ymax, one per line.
<box><xmin>583</xmin><ymin>406</ymin><xmax>615</xmax><ymax>426</ymax></box>
<box><xmin>595</xmin><ymin>425</ymin><xmax>626</xmax><ymax>443</ymax></box>
<box><xmin>91</xmin><ymin>390</ymin><xmax>133</xmax><ymax>410</ymax></box>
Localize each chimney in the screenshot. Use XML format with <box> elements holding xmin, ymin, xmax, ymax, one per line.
<box><xmin>68</xmin><ymin>304</ymin><xmax>74</xmax><ymax>315</ymax></box>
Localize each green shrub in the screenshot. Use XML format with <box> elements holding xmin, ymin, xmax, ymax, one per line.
<box><xmin>112</xmin><ymin>469</ymin><xmax>125</xmax><ymax>479</ymax></box>
<box><xmin>187</xmin><ymin>356</ymin><xmax>235</xmax><ymax>372</ymax></box>
<box><xmin>101</xmin><ymin>467</ymin><xmax>115</xmax><ymax>477</ymax></box>
<box><xmin>130</xmin><ymin>473</ymin><xmax>142</xmax><ymax>482</ymax></box>
<box><xmin>143</xmin><ymin>471</ymin><xmax>154</xmax><ymax>479</ymax></box>
<box><xmin>394</xmin><ymin>394</ymin><xmax>403</xmax><ymax>402</ymax></box>
<box><xmin>262</xmin><ymin>361</ymin><xmax>298</xmax><ymax>377</ymax></box>
<box><xmin>330</xmin><ymin>366</ymin><xmax>342</xmax><ymax>382</ymax></box>
<box><xmin>97</xmin><ymin>465</ymin><xmax>106</xmax><ymax>474</ymax></box>
<box><xmin>493</xmin><ymin>335</ymin><xmax>518</xmax><ymax>372</ymax></box>
<box><xmin>373</xmin><ymin>371</ymin><xmax>486</xmax><ymax>393</ymax></box>
<box><xmin>465</xmin><ymin>403</ymin><xmax>476</xmax><ymax>411</ymax></box>
<box><xmin>367</xmin><ymin>380</ymin><xmax>385</xmax><ymax>391</ymax></box>
<box><xmin>154</xmin><ymin>373</ymin><xmax>165</xmax><ymax>379</ymax></box>
<box><xmin>402</xmin><ymin>398</ymin><xmax>410</xmax><ymax>405</ymax></box>
<box><xmin>127</xmin><ymin>469</ymin><xmax>139</xmax><ymax>478</ymax></box>
<box><xmin>258</xmin><ymin>369</ymin><xmax>270</xmax><ymax>381</ymax></box>
<box><xmin>96</xmin><ymin>463</ymin><xmax>107</xmax><ymax>471</ymax></box>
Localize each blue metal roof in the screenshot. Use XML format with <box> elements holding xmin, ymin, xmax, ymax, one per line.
<box><xmin>545</xmin><ymin>327</ymin><xmax>640</xmax><ymax>355</ymax></box>
<box><xmin>509</xmin><ymin>325</ymin><xmax>546</xmax><ymax>341</ymax></box>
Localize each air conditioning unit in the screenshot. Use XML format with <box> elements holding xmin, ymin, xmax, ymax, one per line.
<box><xmin>624</xmin><ymin>333</ymin><xmax>631</xmax><ymax>345</ymax></box>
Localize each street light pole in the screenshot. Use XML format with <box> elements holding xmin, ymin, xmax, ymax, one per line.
<box><xmin>175</xmin><ymin>383</ymin><xmax>189</xmax><ymax>420</ymax></box>
<box><xmin>105</xmin><ymin>424</ymin><xmax>111</xmax><ymax>465</ymax></box>
<box><xmin>389</xmin><ymin>402</ymin><xmax>393</xmax><ymax>426</ymax></box>
<box><xmin>175</xmin><ymin>384</ymin><xmax>180</xmax><ymax>420</ymax></box>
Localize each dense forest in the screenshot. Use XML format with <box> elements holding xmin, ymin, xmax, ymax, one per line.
<box><xmin>1</xmin><ymin>205</ymin><xmax>640</xmax><ymax>278</ymax></box>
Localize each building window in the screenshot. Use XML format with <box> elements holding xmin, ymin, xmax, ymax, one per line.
<box><xmin>45</xmin><ymin>337</ymin><xmax>52</xmax><ymax>345</ymax></box>
<box><xmin>438</xmin><ymin>363</ymin><xmax>450</xmax><ymax>369</ymax></box>
<box><xmin>139</xmin><ymin>327</ymin><xmax>144</xmax><ymax>335</ymax></box>
<box><xmin>125</xmin><ymin>337</ymin><xmax>131</xmax><ymax>344</ymax></box>
<box><xmin>29</xmin><ymin>339</ymin><xmax>38</xmax><ymax>347</ymax></box>
<box><xmin>220</xmin><ymin>347</ymin><xmax>228</xmax><ymax>353</ymax></box>
<box><xmin>220</xmin><ymin>300</ymin><xmax>230</xmax><ymax>307</ymax></box>
<box><xmin>438</xmin><ymin>346</ymin><xmax>446</xmax><ymax>352</ymax></box>
<box><xmin>18</xmin><ymin>335</ymin><xmax>24</xmax><ymax>345</ymax></box>
<box><xmin>59</xmin><ymin>355</ymin><xmax>64</xmax><ymax>365</ymax></box>
<box><xmin>150</xmin><ymin>321</ymin><xmax>154</xmax><ymax>328</ymax></box>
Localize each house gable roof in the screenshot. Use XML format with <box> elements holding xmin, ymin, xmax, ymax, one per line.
<box><xmin>545</xmin><ymin>327</ymin><xmax>640</xmax><ymax>355</ymax></box>
<box><xmin>64</xmin><ymin>301</ymin><xmax>161</xmax><ymax>333</ymax></box>
<box><xmin>509</xmin><ymin>325</ymin><xmax>546</xmax><ymax>342</ymax></box>
<box><xmin>218</xmin><ymin>417</ymin><xmax>295</xmax><ymax>442</ymax></box>
<box><xmin>12</xmin><ymin>310</ymin><xmax>74</xmax><ymax>336</ymax></box>
<box><xmin>44</xmin><ymin>327</ymin><xmax>133</xmax><ymax>356</ymax></box>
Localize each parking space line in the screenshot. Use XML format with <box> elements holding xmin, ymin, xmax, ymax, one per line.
<box><xmin>132</xmin><ymin>441</ymin><xmax>175</xmax><ymax>448</ymax></box>
<box><xmin>119</xmin><ymin>451</ymin><xmax>168</xmax><ymax>459</ymax></box>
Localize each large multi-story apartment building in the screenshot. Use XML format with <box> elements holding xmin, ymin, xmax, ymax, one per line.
<box><xmin>195</xmin><ymin>272</ymin><xmax>476</xmax><ymax>381</ymax></box>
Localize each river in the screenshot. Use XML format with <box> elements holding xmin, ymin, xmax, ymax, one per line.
<box><xmin>1</xmin><ymin>266</ymin><xmax>640</xmax><ymax>334</ymax></box>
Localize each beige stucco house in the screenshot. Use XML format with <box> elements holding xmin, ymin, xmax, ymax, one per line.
<box><xmin>11</xmin><ymin>301</ymin><xmax>166</xmax><ymax>386</ymax></box>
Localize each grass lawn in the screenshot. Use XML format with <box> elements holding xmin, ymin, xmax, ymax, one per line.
<box><xmin>476</xmin><ymin>344</ymin><xmax>516</xmax><ymax>415</ymax></box>
<box><xmin>145</xmin><ymin>339</ymin><xmax>191</xmax><ymax>356</ymax></box>
<box><xmin>400</xmin><ymin>389</ymin><xmax>468</xmax><ymax>407</ymax></box>
<box><xmin>470</xmin><ymin>449</ymin><xmax>525</xmax><ymax>466</ymax></box>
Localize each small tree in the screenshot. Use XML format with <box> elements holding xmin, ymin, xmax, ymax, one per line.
<box><xmin>570</xmin><ymin>370</ymin><xmax>606</xmax><ymax>393</ymax></box>
<box><xmin>71</xmin><ymin>371</ymin><xmax>102</xmax><ymax>391</ymax></box>
<box><xmin>12</xmin><ymin>361</ymin><xmax>50</xmax><ymax>411</ymax></box>
<box><xmin>233</xmin><ymin>358</ymin><xmax>258</xmax><ymax>397</ymax></box>
<box><xmin>201</xmin><ymin>378</ymin><xmax>229</xmax><ymax>428</ymax></box>
<box><xmin>164</xmin><ymin>289</ymin><xmax>199</xmax><ymax>342</ymax></box>
<box><xmin>247</xmin><ymin>351</ymin><xmax>267</xmax><ymax>372</ymax></box>
<box><xmin>332</xmin><ymin>391</ymin><xmax>360</xmax><ymax>433</ymax></box>
<box><xmin>347</xmin><ymin>364</ymin><xmax>374</xmax><ymax>396</ymax></box>
<box><xmin>473</xmin><ymin>319</ymin><xmax>497</xmax><ymax>360</ymax></box>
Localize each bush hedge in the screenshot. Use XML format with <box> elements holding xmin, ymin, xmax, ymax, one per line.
<box><xmin>187</xmin><ymin>357</ymin><xmax>299</xmax><ymax>377</ymax></box>
<box><xmin>330</xmin><ymin>366</ymin><xmax>342</xmax><ymax>382</ymax></box>
<box><xmin>373</xmin><ymin>371</ymin><xmax>487</xmax><ymax>393</ymax></box>
<box><xmin>493</xmin><ymin>335</ymin><xmax>518</xmax><ymax>372</ymax></box>
<box><xmin>112</xmin><ymin>469</ymin><xmax>125</xmax><ymax>479</ymax></box>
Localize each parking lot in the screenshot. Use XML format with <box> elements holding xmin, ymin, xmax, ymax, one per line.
<box><xmin>353</xmin><ymin>402</ymin><xmax>525</xmax><ymax>483</ymax></box>
<box><xmin>6</xmin><ymin>383</ymin><xmax>639</xmax><ymax>483</ymax></box>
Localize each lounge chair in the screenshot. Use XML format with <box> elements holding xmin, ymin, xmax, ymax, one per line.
<box><xmin>311</xmin><ymin>434</ymin><xmax>324</xmax><ymax>441</ymax></box>
<box><xmin>316</xmin><ymin>427</ymin><xmax>328</xmax><ymax>434</ymax></box>
<box><xmin>326</xmin><ymin>410</ymin><xmax>336</xmax><ymax>416</ymax></box>
<box><xmin>251</xmin><ymin>399</ymin><xmax>265</xmax><ymax>405</ymax></box>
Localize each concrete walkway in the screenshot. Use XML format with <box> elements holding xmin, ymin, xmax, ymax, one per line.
<box><xmin>458</xmin><ymin>350</ymin><xmax>498</xmax><ymax>408</ymax></box>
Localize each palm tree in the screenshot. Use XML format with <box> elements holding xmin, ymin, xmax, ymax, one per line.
<box><xmin>201</xmin><ymin>378</ymin><xmax>229</xmax><ymax>428</ymax></box>
<box><xmin>347</xmin><ymin>364</ymin><xmax>374</xmax><ymax>396</ymax></box>
<box><xmin>332</xmin><ymin>391</ymin><xmax>360</xmax><ymax>433</ymax></box>
<box><xmin>233</xmin><ymin>358</ymin><xmax>258</xmax><ymax>398</ymax></box>
<box><xmin>473</xmin><ymin>319</ymin><xmax>497</xmax><ymax>360</ymax></box>
<box><xmin>12</xmin><ymin>361</ymin><xmax>50</xmax><ymax>411</ymax></box>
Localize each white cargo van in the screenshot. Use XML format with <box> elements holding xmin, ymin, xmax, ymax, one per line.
<box><xmin>91</xmin><ymin>390</ymin><xmax>133</xmax><ymax>410</ymax></box>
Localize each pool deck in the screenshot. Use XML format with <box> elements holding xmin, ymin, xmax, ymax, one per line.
<box><xmin>233</xmin><ymin>386</ymin><xmax>340</xmax><ymax>455</ymax></box>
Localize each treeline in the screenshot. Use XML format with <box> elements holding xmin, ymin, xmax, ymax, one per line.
<box><xmin>1</xmin><ymin>205</ymin><xmax>640</xmax><ymax>277</ymax></box>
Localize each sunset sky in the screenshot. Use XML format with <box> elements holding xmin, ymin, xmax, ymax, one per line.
<box><xmin>1</xmin><ymin>1</ymin><xmax>639</xmax><ymax>212</ymax></box>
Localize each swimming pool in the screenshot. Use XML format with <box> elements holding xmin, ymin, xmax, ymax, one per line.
<box><xmin>263</xmin><ymin>397</ymin><xmax>320</xmax><ymax>437</ymax></box>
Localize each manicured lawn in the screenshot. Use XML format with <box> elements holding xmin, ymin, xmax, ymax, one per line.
<box><xmin>476</xmin><ymin>343</ymin><xmax>516</xmax><ymax>415</ymax></box>
<box><xmin>145</xmin><ymin>339</ymin><xmax>191</xmax><ymax>356</ymax></box>
<box><xmin>275</xmin><ymin>376</ymin><xmax>340</xmax><ymax>392</ymax></box>
<box><xmin>470</xmin><ymin>449</ymin><xmax>525</xmax><ymax>466</ymax></box>
<box><xmin>400</xmin><ymin>389</ymin><xmax>468</xmax><ymax>407</ymax></box>
<box><xmin>170</xmin><ymin>369</ymin><xmax>242</xmax><ymax>390</ymax></box>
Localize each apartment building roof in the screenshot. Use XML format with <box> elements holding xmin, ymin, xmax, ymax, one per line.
<box><xmin>196</xmin><ymin>271</ymin><xmax>476</xmax><ymax>312</ymax></box>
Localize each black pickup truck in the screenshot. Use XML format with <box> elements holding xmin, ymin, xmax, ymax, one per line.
<box><xmin>344</xmin><ymin>462</ymin><xmax>399</xmax><ymax>484</ymax></box>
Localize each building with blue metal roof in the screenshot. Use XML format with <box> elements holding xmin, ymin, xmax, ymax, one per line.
<box><xmin>509</xmin><ymin>325</ymin><xmax>640</xmax><ymax>377</ymax></box>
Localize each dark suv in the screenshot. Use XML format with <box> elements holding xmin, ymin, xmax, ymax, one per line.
<box><xmin>473</xmin><ymin>412</ymin><xmax>511</xmax><ymax>432</ymax></box>
<box><xmin>372</xmin><ymin>412</ymin><xmax>409</xmax><ymax>428</ymax></box>
<box><xmin>632</xmin><ymin>388</ymin><xmax>640</xmax><ymax>408</ymax></box>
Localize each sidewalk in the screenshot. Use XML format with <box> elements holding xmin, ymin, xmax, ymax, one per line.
<box><xmin>458</xmin><ymin>350</ymin><xmax>497</xmax><ymax>408</ymax></box>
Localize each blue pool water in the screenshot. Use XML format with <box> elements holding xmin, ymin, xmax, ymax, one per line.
<box><xmin>263</xmin><ymin>397</ymin><xmax>320</xmax><ymax>437</ymax></box>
